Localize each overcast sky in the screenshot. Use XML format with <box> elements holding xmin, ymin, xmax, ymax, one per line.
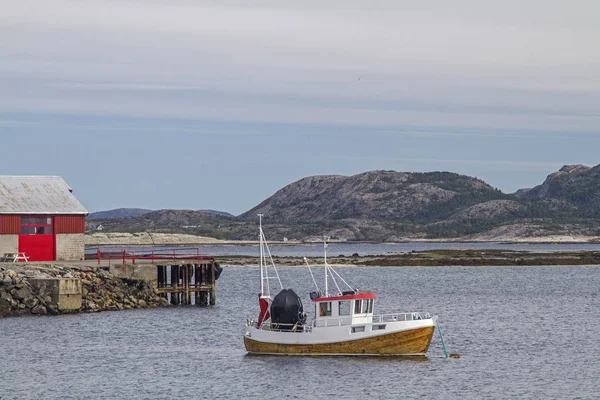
<box><xmin>1</xmin><ymin>0</ymin><xmax>599</xmax><ymax>214</ymax></box>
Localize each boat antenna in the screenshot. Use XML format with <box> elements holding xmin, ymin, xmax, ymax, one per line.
<box><xmin>327</xmin><ymin>263</ymin><xmax>343</xmax><ymax>296</ymax></box>
<box><xmin>322</xmin><ymin>237</ymin><xmax>343</xmax><ymax>295</ymax></box>
<box><xmin>304</xmin><ymin>257</ymin><xmax>321</xmax><ymax>293</ymax></box>
<box><xmin>329</xmin><ymin>267</ymin><xmax>355</xmax><ymax>292</ymax></box>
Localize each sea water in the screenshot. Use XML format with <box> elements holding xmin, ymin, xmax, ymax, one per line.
<box><xmin>1</xmin><ymin>265</ymin><xmax>599</xmax><ymax>399</ymax></box>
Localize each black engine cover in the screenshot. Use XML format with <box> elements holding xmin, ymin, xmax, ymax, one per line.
<box><xmin>270</xmin><ymin>289</ymin><xmax>304</xmax><ymax>328</ymax></box>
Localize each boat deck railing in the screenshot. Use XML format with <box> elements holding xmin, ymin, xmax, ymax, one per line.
<box><xmin>314</xmin><ymin>312</ymin><xmax>432</xmax><ymax>327</ymax></box>
<box><xmin>247</xmin><ymin>311</ymin><xmax>432</xmax><ymax>332</ymax></box>
<box><xmin>248</xmin><ymin>320</ymin><xmax>313</xmax><ymax>333</ymax></box>
<box><xmin>374</xmin><ymin>312</ymin><xmax>433</xmax><ymax>323</ymax></box>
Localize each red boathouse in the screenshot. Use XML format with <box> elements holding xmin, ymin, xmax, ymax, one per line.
<box><xmin>0</xmin><ymin>176</ymin><xmax>88</xmax><ymax>261</ymax></box>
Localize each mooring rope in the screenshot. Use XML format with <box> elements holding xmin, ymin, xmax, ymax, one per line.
<box><xmin>437</xmin><ymin>321</ymin><xmax>449</xmax><ymax>359</ymax></box>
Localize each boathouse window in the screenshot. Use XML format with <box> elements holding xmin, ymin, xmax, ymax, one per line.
<box><xmin>319</xmin><ymin>302</ymin><xmax>332</xmax><ymax>317</ymax></box>
<box><xmin>354</xmin><ymin>300</ymin><xmax>362</xmax><ymax>314</ymax></box>
<box><xmin>339</xmin><ymin>301</ymin><xmax>351</xmax><ymax>316</ymax></box>
<box><xmin>20</xmin><ymin>216</ymin><xmax>53</xmax><ymax>235</ymax></box>
<box><xmin>351</xmin><ymin>326</ymin><xmax>365</xmax><ymax>333</ymax></box>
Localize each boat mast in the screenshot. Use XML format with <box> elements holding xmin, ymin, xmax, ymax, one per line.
<box><xmin>259</xmin><ymin>214</ymin><xmax>267</xmax><ymax>297</ymax></box>
<box><xmin>257</xmin><ymin>214</ymin><xmax>283</xmax><ymax>299</ymax></box>
<box><xmin>324</xmin><ymin>238</ymin><xmax>329</xmax><ymax>297</ymax></box>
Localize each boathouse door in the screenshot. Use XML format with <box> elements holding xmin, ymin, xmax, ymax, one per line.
<box><xmin>18</xmin><ymin>216</ymin><xmax>55</xmax><ymax>261</ymax></box>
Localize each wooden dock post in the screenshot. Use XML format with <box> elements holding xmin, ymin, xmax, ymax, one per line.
<box><xmin>150</xmin><ymin>255</ymin><xmax>217</xmax><ymax>307</ymax></box>
<box><xmin>170</xmin><ymin>265</ymin><xmax>179</xmax><ymax>305</ymax></box>
<box><xmin>210</xmin><ymin>261</ymin><xmax>216</xmax><ymax>306</ymax></box>
<box><xmin>199</xmin><ymin>263</ymin><xmax>208</xmax><ymax>306</ymax></box>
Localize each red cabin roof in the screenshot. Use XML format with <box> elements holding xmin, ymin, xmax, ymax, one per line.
<box><xmin>311</xmin><ymin>293</ymin><xmax>376</xmax><ymax>302</ymax></box>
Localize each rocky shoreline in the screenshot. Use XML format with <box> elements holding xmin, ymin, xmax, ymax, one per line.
<box><xmin>0</xmin><ymin>265</ymin><xmax>168</xmax><ymax>318</ymax></box>
<box><xmin>216</xmin><ymin>249</ymin><xmax>600</xmax><ymax>267</ymax></box>
<box><xmin>85</xmin><ymin>232</ymin><xmax>600</xmax><ymax>247</ymax></box>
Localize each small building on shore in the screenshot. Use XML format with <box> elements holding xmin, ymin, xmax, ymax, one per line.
<box><xmin>0</xmin><ymin>176</ymin><xmax>88</xmax><ymax>261</ymax></box>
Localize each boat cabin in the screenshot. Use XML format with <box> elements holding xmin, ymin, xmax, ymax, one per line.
<box><xmin>311</xmin><ymin>292</ymin><xmax>376</xmax><ymax>327</ymax></box>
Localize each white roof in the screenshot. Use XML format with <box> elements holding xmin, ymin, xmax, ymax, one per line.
<box><xmin>0</xmin><ymin>176</ymin><xmax>88</xmax><ymax>215</ymax></box>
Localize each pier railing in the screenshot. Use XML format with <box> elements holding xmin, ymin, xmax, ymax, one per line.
<box><xmin>94</xmin><ymin>247</ymin><xmax>214</xmax><ymax>265</ymax></box>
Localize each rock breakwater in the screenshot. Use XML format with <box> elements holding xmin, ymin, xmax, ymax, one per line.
<box><xmin>0</xmin><ymin>265</ymin><xmax>168</xmax><ymax>318</ymax></box>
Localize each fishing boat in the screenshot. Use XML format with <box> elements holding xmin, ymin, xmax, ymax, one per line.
<box><xmin>243</xmin><ymin>215</ymin><xmax>438</xmax><ymax>356</ymax></box>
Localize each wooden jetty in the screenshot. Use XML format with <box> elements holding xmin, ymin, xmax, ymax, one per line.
<box><xmin>94</xmin><ymin>248</ymin><xmax>219</xmax><ymax>306</ymax></box>
<box><xmin>156</xmin><ymin>262</ymin><xmax>217</xmax><ymax>306</ymax></box>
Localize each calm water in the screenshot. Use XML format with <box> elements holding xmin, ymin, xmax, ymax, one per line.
<box><xmin>87</xmin><ymin>242</ymin><xmax>600</xmax><ymax>258</ymax></box>
<box><xmin>1</xmin><ymin>265</ymin><xmax>599</xmax><ymax>399</ymax></box>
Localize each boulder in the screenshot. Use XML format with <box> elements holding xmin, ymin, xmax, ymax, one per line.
<box><xmin>0</xmin><ymin>298</ymin><xmax>11</xmax><ymax>315</ymax></box>
<box><xmin>0</xmin><ymin>290</ymin><xmax>13</xmax><ymax>302</ymax></box>
<box><xmin>31</xmin><ymin>304</ymin><xmax>47</xmax><ymax>315</ymax></box>
<box><xmin>83</xmin><ymin>300</ymin><xmax>97</xmax><ymax>311</ymax></box>
<box><xmin>24</xmin><ymin>296</ymin><xmax>39</xmax><ymax>309</ymax></box>
<box><xmin>10</xmin><ymin>285</ymin><xmax>32</xmax><ymax>300</ymax></box>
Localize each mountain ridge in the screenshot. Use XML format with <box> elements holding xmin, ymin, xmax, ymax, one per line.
<box><xmin>86</xmin><ymin>166</ymin><xmax>600</xmax><ymax>241</ymax></box>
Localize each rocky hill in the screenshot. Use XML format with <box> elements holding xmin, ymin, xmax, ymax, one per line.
<box><xmin>240</xmin><ymin>170</ymin><xmax>506</xmax><ymax>222</ymax></box>
<box><xmin>515</xmin><ymin>164</ymin><xmax>600</xmax><ymax>217</ymax></box>
<box><xmin>88</xmin><ymin>208</ymin><xmax>233</xmax><ymax>220</ymax></box>
<box><xmin>88</xmin><ymin>208</ymin><xmax>153</xmax><ymax>219</ymax></box>
<box><xmin>86</xmin><ymin>166</ymin><xmax>600</xmax><ymax>242</ymax></box>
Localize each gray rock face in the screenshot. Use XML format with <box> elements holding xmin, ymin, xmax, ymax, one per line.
<box><xmin>515</xmin><ymin>164</ymin><xmax>600</xmax><ymax>217</ymax></box>
<box><xmin>516</xmin><ymin>164</ymin><xmax>595</xmax><ymax>199</ymax></box>
<box><xmin>451</xmin><ymin>200</ymin><xmax>522</xmax><ymax>221</ymax></box>
<box><xmin>240</xmin><ymin>170</ymin><xmax>502</xmax><ymax>222</ymax></box>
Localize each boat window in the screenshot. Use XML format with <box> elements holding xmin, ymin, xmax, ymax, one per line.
<box><xmin>367</xmin><ymin>299</ymin><xmax>373</xmax><ymax>313</ymax></box>
<box><xmin>354</xmin><ymin>300</ymin><xmax>362</xmax><ymax>314</ymax></box>
<box><xmin>339</xmin><ymin>301</ymin><xmax>350</xmax><ymax>316</ymax></box>
<box><xmin>319</xmin><ymin>302</ymin><xmax>332</xmax><ymax>317</ymax></box>
<box><xmin>351</xmin><ymin>326</ymin><xmax>365</xmax><ymax>333</ymax></box>
<box><xmin>362</xmin><ymin>299</ymin><xmax>369</xmax><ymax>313</ymax></box>
<box><xmin>372</xmin><ymin>324</ymin><xmax>386</xmax><ymax>331</ymax></box>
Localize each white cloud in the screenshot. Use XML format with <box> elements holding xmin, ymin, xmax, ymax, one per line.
<box><xmin>1</xmin><ymin>0</ymin><xmax>599</xmax><ymax>131</ymax></box>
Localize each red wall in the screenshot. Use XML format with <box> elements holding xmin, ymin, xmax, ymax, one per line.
<box><xmin>0</xmin><ymin>214</ymin><xmax>84</xmax><ymax>262</ymax></box>
<box><xmin>0</xmin><ymin>215</ymin><xmax>85</xmax><ymax>234</ymax></box>
<box><xmin>0</xmin><ymin>215</ymin><xmax>20</xmax><ymax>234</ymax></box>
<box><xmin>55</xmin><ymin>215</ymin><xmax>86</xmax><ymax>234</ymax></box>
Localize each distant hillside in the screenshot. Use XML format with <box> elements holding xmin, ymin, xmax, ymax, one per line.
<box><xmin>515</xmin><ymin>164</ymin><xmax>600</xmax><ymax>217</ymax></box>
<box><xmin>240</xmin><ymin>170</ymin><xmax>506</xmax><ymax>222</ymax></box>
<box><xmin>88</xmin><ymin>208</ymin><xmax>233</xmax><ymax>220</ymax></box>
<box><xmin>86</xmin><ymin>209</ymin><xmax>247</xmax><ymax>240</ymax></box>
<box><xmin>197</xmin><ymin>209</ymin><xmax>234</xmax><ymax>218</ymax></box>
<box><xmin>85</xmin><ymin>167</ymin><xmax>600</xmax><ymax>242</ymax></box>
<box><xmin>88</xmin><ymin>208</ymin><xmax>153</xmax><ymax>219</ymax></box>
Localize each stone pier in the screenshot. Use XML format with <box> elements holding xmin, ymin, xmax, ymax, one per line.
<box><xmin>29</xmin><ymin>278</ymin><xmax>82</xmax><ymax>311</ymax></box>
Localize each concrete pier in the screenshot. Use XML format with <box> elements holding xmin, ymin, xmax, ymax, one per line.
<box><xmin>29</xmin><ymin>278</ymin><xmax>82</xmax><ymax>311</ymax></box>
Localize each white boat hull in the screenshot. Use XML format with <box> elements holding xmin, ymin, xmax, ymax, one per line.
<box><xmin>244</xmin><ymin>318</ymin><xmax>437</xmax><ymax>356</ymax></box>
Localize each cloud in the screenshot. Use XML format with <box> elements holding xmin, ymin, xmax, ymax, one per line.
<box><xmin>331</xmin><ymin>156</ymin><xmax>584</xmax><ymax>172</ymax></box>
<box><xmin>1</xmin><ymin>0</ymin><xmax>599</xmax><ymax>132</ymax></box>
